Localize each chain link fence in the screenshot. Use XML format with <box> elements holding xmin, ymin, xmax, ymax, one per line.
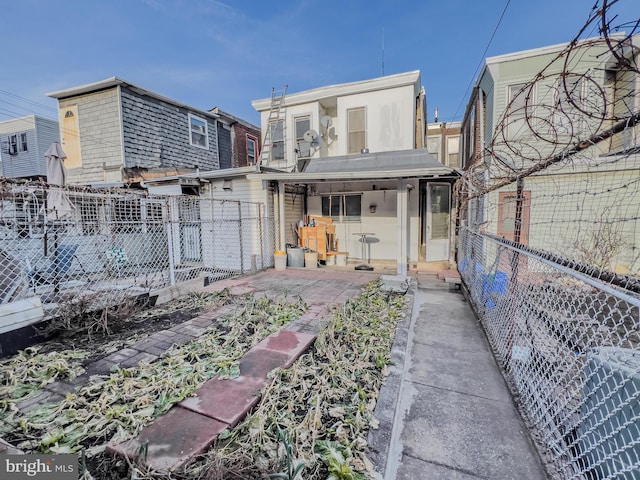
<box><xmin>458</xmin><ymin>228</ymin><xmax>640</xmax><ymax>479</ymax></box>
<box><xmin>0</xmin><ymin>180</ymin><xmax>275</xmax><ymax>321</ymax></box>
<box><xmin>456</xmin><ymin>3</ymin><xmax>640</xmax><ymax>477</ymax></box>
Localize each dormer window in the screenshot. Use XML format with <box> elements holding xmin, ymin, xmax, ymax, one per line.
<box><xmin>189</xmin><ymin>114</ymin><xmax>209</xmax><ymax>149</ymax></box>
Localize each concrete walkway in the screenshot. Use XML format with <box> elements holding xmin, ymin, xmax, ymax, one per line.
<box><xmin>372</xmin><ymin>273</ymin><xmax>547</xmax><ymax>479</ymax></box>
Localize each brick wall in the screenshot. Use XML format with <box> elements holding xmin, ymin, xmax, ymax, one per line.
<box><xmin>232</xmin><ymin>123</ymin><xmax>260</xmax><ymax>168</ymax></box>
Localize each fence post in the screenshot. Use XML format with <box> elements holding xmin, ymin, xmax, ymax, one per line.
<box><xmin>506</xmin><ymin>176</ymin><xmax>525</xmax><ymax>369</ymax></box>
<box><xmin>166</xmin><ymin>209</ymin><xmax>176</xmax><ymax>287</ymax></box>
<box><xmin>258</xmin><ymin>204</ymin><xmax>264</xmax><ymax>270</ymax></box>
<box><xmin>238</xmin><ymin>201</ymin><xmax>244</xmax><ymax>274</ymax></box>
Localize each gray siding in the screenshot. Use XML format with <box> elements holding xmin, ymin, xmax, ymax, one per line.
<box><xmin>0</xmin><ymin>116</ymin><xmax>59</xmax><ymax>178</ymax></box>
<box><xmin>217</xmin><ymin>123</ymin><xmax>232</xmax><ymax>169</ymax></box>
<box><xmin>120</xmin><ymin>87</ymin><xmax>219</xmax><ymax>171</ymax></box>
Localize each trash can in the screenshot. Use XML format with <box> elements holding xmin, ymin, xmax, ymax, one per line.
<box><xmin>286</xmin><ymin>247</ymin><xmax>304</xmax><ymax>267</ymax></box>
<box><xmin>336</xmin><ymin>252</ymin><xmax>348</xmax><ymax>266</ymax></box>
<box><xmin>274</xmin><ymin>251</ymin><xmax>286</xmax><ymax>271</ymax></box>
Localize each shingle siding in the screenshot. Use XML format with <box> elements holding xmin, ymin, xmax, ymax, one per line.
<box><xmin>59</xmin><ymin>88</ymin><xmax>122</xmax><ymax>184</ymax></box>
<box><xmin>120</xmin><ymin>87</ymin><xmax>219</xmax><ymax>171</ymax></box>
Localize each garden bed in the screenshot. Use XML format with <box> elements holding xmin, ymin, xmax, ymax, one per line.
<box><xmin>0</xmin><ymin>280</ymin><xmax>408</xmax><ymax>479</ymax></box>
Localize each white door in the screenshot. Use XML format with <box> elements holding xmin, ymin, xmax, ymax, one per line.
<box><xmin>425</xmin><ymin>183</ymin><xmax>451</xmax><ymax>261</ymax></box>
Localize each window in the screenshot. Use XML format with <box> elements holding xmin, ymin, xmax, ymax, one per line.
<box><xmin>246</xmin><ymin>135</ymin><xmax>257</xmax><ymax>165</ymax></box>
<box><xmin>553</xmin><ymin>75</ymin><xmax>585</xmax><ymax>136</ymax></box>
<box><xmin>20</xmin><ymin>133</ymin><xmax>28</xmax><ymax>152</ymax></box>
<box><xmin>427</xmin><ymin>136</ymin><xmax>440</xmax><ymax>162</ymax></box>
<box><xmin>321</xmin><ymin>194</ymin><xmax>361</xmax><ymax>222</ymax></box>
<box><xmin>446</xmin><ymin>135</ymin><xmax>460</xmax><ymax>167</ymax></box>
<box><xmin>8</xmin><ymin>135</ymin><xmax>17</xmax><ymax>155</ymax></box>
<box><xmin>347</xmin><ymin>107</ymin><xmax>366</xmax><ymax>154</ymax></box>
<box><xmin>497</xmin><ymin>191</ymin><xmax>531</xmax><ymax>244</ymax></box>
<box><xmin>188</xmin><ymin>114</ymin><xmax>209</xmax><ymax>149</ymax></box>
<box><xmin>506</xmin><ymin>83</ymin><xmax>530</xmax><ymax>139</ymax></box>
<box><xmin>270</xmin><ymin>119</ymin><xmax>284</xmax><ymax>161</ymax></box>
<box><xmin>295</xmin><ymin>115</ymin><xmax>311</xmax><ymax>158</ymax></box>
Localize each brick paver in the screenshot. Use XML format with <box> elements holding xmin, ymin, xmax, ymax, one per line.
<box><xmin>107</xmin><ymin>269</ymin><xmax>373</xmax><ymax>470</ymax></box>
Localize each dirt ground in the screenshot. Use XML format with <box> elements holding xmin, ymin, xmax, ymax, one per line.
<box><xmin>36</xmin><ymin>290</ymin><xmax>231</xmax><ymax>366</ymax></box>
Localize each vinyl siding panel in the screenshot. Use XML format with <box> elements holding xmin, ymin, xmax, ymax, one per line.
<box><xmin>0</xmin><ymin>116</ymin><xmax>59</xmax><ymax>178</ymax></box>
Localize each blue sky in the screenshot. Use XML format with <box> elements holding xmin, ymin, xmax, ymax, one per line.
<box><xmin>1</xmin><ymin>0</ymin><xmax>635</xmax><ymax>126</ymax></box>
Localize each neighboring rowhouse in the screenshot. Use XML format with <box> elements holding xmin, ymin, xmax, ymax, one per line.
<box><xmin>46</xmin><ymin>78</ymin><xmax>260</xmax><ymax>186</ymax></box>
<box><xmin>251</xmin><ymin>70</ymin><xmax>458</xmax><ymax>274</ymax></box>
<box><xmin>0</xmin><ymin>115</ymin><xmax>60</xmax><ymax>179</ymax></box>
<box><xmin>459</xmin><ymin>35</ymin><xmax>640</xmax><ymax>274</ymax></box>
<box><xmin>209</xmin><ymin>107</ymin><xmax>261</xmax><ymax>169</ymax></box>
<box><xmin>426</xmin><ymin>119</ymin><xmax>462</xmax><ymax>169</ymax></box>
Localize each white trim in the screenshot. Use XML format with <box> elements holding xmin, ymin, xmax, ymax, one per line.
<box><xmin>252</xmin><ymin>70</ymin><xmax>421</xmax><ymax>111</ymax></box>
<box><xmin>188</xmin><ymin>113</ymin><xmax>209</xmax><ymax>150</ymax></box>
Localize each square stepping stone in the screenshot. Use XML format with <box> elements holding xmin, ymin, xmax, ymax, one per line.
<box><xmin>107</xmin><ymin>406</ymin><xmax>227</xmax><ymax>472</ymax></box>
<box><xmin>179</xmin><ymin>376</ymin><xmax>264</xmax><ymax>426</ymax></box>
<box><xmin>254</xmin><ymin>329</ymin><xmax>316</xmax><ymax>368</ymax></box>
<box><xmin>239</xmin><ymin>348</ymin><xmax>290</xmax><ymax>380</ymax></box>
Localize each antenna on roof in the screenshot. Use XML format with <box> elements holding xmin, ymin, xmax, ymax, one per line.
<box><xmin>381</xmin><ymin>28</ymin><xmax>385</xmax><ymax>76</ymax></box>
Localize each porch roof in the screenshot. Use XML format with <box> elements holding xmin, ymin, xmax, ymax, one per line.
<box><xmin>249</xmin><ymin>148</ymin><xmax>456</xmax><ymax>182</ymax></box>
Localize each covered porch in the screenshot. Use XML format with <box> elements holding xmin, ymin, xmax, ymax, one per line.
<box><xmin>250</xmin><ymin>149</ymin><xmax>458</xmax><ymax>276</ymax></box>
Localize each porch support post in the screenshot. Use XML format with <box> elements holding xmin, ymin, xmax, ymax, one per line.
<box><xmin>396</xmin><ymin>178</ymin><xmax>408</xmax><ymax>276</ymax></box>
<box><xmin>278</xmin><ymin>181</ymin><xmax>286</xmax><ymax>250</ymax></box>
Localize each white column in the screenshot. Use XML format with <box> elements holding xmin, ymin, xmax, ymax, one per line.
<box><xmin>396</xmin><ymin>178</ymin><xmax>408</xmax><ymax>276</ymax></box>
<box><xmin>278</xmin><ymin>181</ymin><xmax>286</xmax><ymax>250</ymax></box>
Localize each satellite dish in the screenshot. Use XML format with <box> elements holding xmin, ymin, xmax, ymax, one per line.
<box><xmin>303</xmin><ymin>129</ymin><xmax>319</xmax><ymax>142</ymax></box>
<box><xmin>320</xmin><ymin>115</ymin><xmax>333</xmax><ymax>128</ymax></box>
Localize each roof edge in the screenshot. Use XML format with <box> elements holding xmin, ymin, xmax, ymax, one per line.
<box><xmin>251</xmin><ymin>70</ymin><xmax>421</xmax><ymax>111</ymax></box>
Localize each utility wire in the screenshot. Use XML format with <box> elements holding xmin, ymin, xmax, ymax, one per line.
<box><xmin>447</xmin><ymin>0</ymin><xmax>511</xmax><ymax>123</ymax></box>
<box><xmin>0</xmin><ymin>88</ymin><xmax>58</xmax><ymax>114</ymax></box>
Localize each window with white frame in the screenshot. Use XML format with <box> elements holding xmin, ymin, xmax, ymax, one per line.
<box><xmin>246</xmin><ymin>135</ymin><xmax>257</xmax><ymax>165</ymax></box>
<box><xmin>553</xmin><ymin>75</ymin><xmax>585</xmax><ymax>136</ymax></box>
<box><xmin>506</xmin><ymin>83</ymin><xmax>531</xmax><ymax>139</ymax></box>
<box><xmin>446</xmin><ymin>135</ymin><xmax>460</xmax><ymax>167</ymax></box>
<box><xmin>321</xmin><ymin>194</ymin><xmax>361</xmax><ymax>222</ymax></box>
<box><xmin>295</xmin><ymin>115</ymin><xmax>311</xmax><ymax>158</ymax></box>
<box><xmin>20</xmin><ymin>133</ymin><xmax>28</xmax><ymax>152</ymax></box>
<box><xmin>427</xmin><ymin>136</ymin><xmax>441</xmax><ymax>162</ymax></box>
<box><xmin>270</xmin><ymin>119</ymin><xmax>284</xmax><ymax>161</ymax></box>
<box><xmin>188</xmin><ymin>114</ymin><xmax>209</xmax><ymax>149</ymax></box>
<box><xmin>347</xmin><ymin>107</ymin><xmax>366</xmax><ymax>154</ymax></box>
